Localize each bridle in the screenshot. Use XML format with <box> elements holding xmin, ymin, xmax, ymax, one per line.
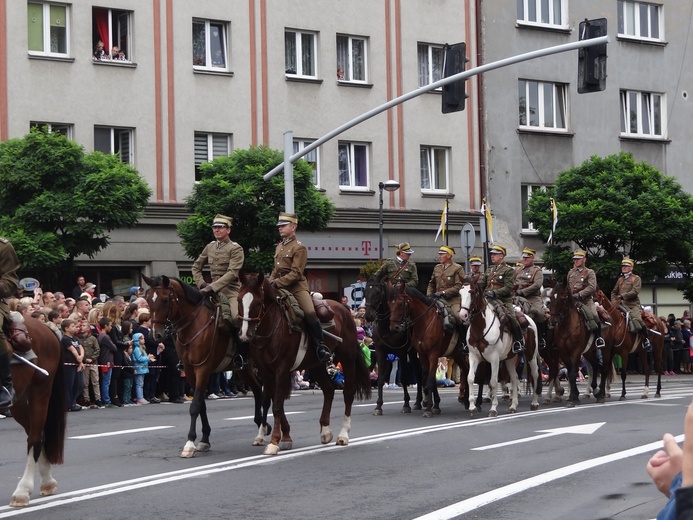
<box><xmin>365</xmin><ymin>280</ymin><xmax>391</xmax><ymax>323</ymax></box>
<box><xmin>548</xmin><ymin>289</ymin><xmax>583</xmax><ymax>339</ymax></box>
<box><xmin>237</xmin><ymin>283</ymin><xmax>282</xmax><ymax>343</ymax></box>
<box><xmin>389</xmin><ymin>290</ymin><xmax>438</xmax><ymax>333</ymax></box>
<box><xmin>460</xmin><ymin>283</ymin><xmax>500</xmax><ymax>341</ymax></box>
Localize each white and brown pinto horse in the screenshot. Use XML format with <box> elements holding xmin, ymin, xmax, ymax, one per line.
<box><xmin>459</xmin><ymin>283</ymin><xmax>542</xmax><ymax>417</ymax></box>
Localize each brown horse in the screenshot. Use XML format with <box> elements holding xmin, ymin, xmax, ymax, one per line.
<box><xmin>388</xmin><ymin>282</ymin><xmax>468</xmax><ymax>418</ymax></box>
<box><xmin>362</xmin><ymin>274</ymin><xmax>423</xmax><ymax>415</ymax></box>
<box><xmin>237</xmin><ymin>272</ymin><xmax>371</xmax><ymax>455</ymax></box>
<box><xmin>143</xmin><ymin>275</ymin><xmax>270</xmax><ymax>457</ymax></box>
<box><xmin>594</xmin><ymin>289</ymin><xmax>664</xmax><ymax>399</ymax></box>
<box><xmin>5</xmin><ymin>318</ymin><xmax>66</xmax><ymax>507</ymax></box>
<box><xmin>547</xmin><ymin>282</ymin><xmax>611</xmax><ymax>406</ymax></box>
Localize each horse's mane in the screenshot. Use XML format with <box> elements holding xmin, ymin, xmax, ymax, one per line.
<box><xmin>150</xmin><ymin>275</ymin><xmax>203</xmax><ymax>305</ymax></box>
<box><xmin>403</xmin><ymin>285</ymin><xmax>436</xmax><ymax>306</ymax></box>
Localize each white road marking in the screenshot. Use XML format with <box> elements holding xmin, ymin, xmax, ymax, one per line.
<box><xmin>225</xmin><ymin>411</ymin><xmax>305</xmax><ymax>421</ymax></box>
<box><xmin>69</xmin><ymin>426</ymin><xmax>175</xmax><ymax>440</ymax></box>
<box><xmin>471</xmin><ymin>422</ymin><xmax>605</xmax><ymax>451</ymax></box>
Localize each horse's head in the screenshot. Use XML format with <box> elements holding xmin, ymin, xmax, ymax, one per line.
<box><xmin>143</xmin><ymin>274</ymin><xmax>180</xmax><ymax>341</ymax></box>
<box><xmin>459</xmin><ymin>283</ymin><xmax>472</xmax><ymax>323</ymax></box>
<box><xmin>363</xmin><ymin>273</ymin><xmax>388</xmax><ymax>322</ymax></box>
<box><xmin>238</xmin><ymin>272</ymin><xmax>271</xmax><ymax>342</ymax></box>
<box><xmin>387</xmin><ymin>281</ymin><xmax>412</xmax><ymax>333</ymax></box>
<box><xmin>547</xmin><ymin>282</ymin><xmax>573</xmax><ymax>327</ymax></box>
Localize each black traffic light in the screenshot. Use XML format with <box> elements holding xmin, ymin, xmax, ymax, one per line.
<box><xmin>577</xmin><ymin>18</ymin><xmax>607</xmax><ymax>94</ymax></box>
<box><xmin>442</xmin><ymin>42</ymin><xmax>469</xmax><ymax>113</ymax></box>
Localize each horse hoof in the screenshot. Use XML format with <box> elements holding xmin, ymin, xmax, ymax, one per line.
<box><xmin>566</xmin><ymin>402</ymin><xmax>575</xmax><ymax>408</ymax></box>
<box><xmin>458</xmin><ymin>396</ymin><xmax>465</xmax><ymax>404</ymax></box>
<box><xmin>279</xmin><ymin>441</ymin><xmax>293</xmax><ymax>451</ymax></box>
<box><xmin>619</xmin><ymin>396</ymin><xmax>626</xmax><ymax>401</ymax></box>
<box><xmin>40</xmin><ymin>482</ymin><xmax>57</xmax><ymax>496</ymax></box>
<box><xmin>553</xmin><ymin>396</ymin><xmax>562</xmax><ymax>403</ymax></box>
<box><xmin>488</xmin><ymin>410</ymin><xmax>498</xmax><ymax>417</ymax></box>
<box><xmin>641</xmin><ymin>395</ymin><xmax>648</xmax><ymax>400</ymax></box>
<box><xmin>401</xmin><ymin>407</ymin><xmax>412</xmax><ymax>414</ymax></box>
<box><xmin>252</xmin><ymin>438</ymin><xmax>266</xmax><ymax>446</ymax></box>
<box><xmin>264</xmin><ymin>444</ymin><xmax>280</xmax><ymax>456</ymax></box>
<box><xmin>336</xmin><ymin>437</ymin><xmax>349</xmax><ymax>446</ymax></box>
<box><xmin>9</xmin><ymin>496</ymin><xmax>29</xmax><ymax>508</ymax></box>
<box><xmin>605</xmin><ymin>393</ymin><xmax>611</xmax><ymax>398</ymax></box>
<box><xmin>422</xmin><ymin>410</ymin><xmax>433</xmax><ymax>418</ymax></box>
<box><xmin>482</xmin><ymin>397</ymin><xmax>491</xmax><ymax>403</ymax></box>
<box><xmin>373</xmin><ymin>409</ymin><xmax>383</xmax><ymax>416</ymax></box>
<box><xmin>432</xmin><ymin>408</ymin><xmax>441</xmax><ymax>415</ymax></box>
<box><xmin>469</xmin><ymin>410</ymin><xmax>477</xmax><ymax>418</ymax></box>
<box><xmin>502</xmin><ymin>395</ymin><xmax>510</xmax><ymax>402</ymax></box>
<box><xmin>321</xmin><ymin>432</ymin><xmax>333</xmax><ymax>444</ymax></box>
<box><xmin>196</xmin><ymin>442</ymin><xmax>210</xmax><ymax>453</ymax></box>
<box><xmin>655</xmin><ymin>393</ymin><xmax>662</xmax><ymax>398</ymax></box>
<box><xmin>557</xmin><ymin>388</ymin><xmax>565</xmax><ymax>397</ymax></box>
<box><xmin>597</xmin><ymin>397</ymin><xmax>605</xmax><ymax>404</ymax></box>
<box><xmin>413</xmin><ymin>404</ymin><xmax>422</xmax><ymax>410</ymax></box>
<box><xmin>180</xmin><ymin>448</ymin><xmax>196</xmax><ymax>458</ymax></box>
<box><xmin>542</xmin><ymin>398</ymin><xmax>550</xmax><ymax>405</ymax></box>
<box><xmin>531</xmin><ymin>404</ymin><xmax>539</xmax><ymax>411</ymax></box>
<box><xmin>508</xmin><ymin>408</ymin><xmax>516</xmax><ymax>414</ymax></box>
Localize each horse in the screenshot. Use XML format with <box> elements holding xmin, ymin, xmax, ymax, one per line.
<box><xmin>547</xmin><ymin>282</ymin><xmax>611</xmax><ymax>406</ymax></box>
<box><xmin>387</xmin><ymin>282</ymin><xmax>468</xmax><ymax>418</ymax></box>
<box><xmin>539</xmin><ymin>286</ymin><xmax>566</xmax><ymax>403</ymax></box>
<box><xmin>362</xmin><ymin>274</ymin><xmax>423</xmax><ymax>415</ymax></box>
<box><xmin>594</xmin><ymin>289</ymin><xmax>664</xmax><ymax>399</ymax></box>
<box><xmin>458</xmin><ymin>283</ymin><xmax>542</xmax><ymax>417</ymax></box>
<box><xmin>143</xmin><ymin>275</ymin><xmax>270</xmax><ymax>457</ymax></box>
<box><xmin>237</xmin><ymin>272</ymin><xmax>371</xmax><ymax>455</ymax></box>
<box><xmin>5</xmin><ymin>318</ymin><xmax>66</xmax><ymax>507</ymax></box>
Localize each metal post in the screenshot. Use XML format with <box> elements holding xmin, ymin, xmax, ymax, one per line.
<box><xmin>283</xmin><ymin>131</ymin><xmax>294</xmax><ymax>214</ymax></box>
<box><xmin>378</xmin><ymin>182</ymin><xmax>384</xmax><ymax>261</ymax></box>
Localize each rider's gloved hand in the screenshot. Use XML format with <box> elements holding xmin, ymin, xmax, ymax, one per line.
<box><xmin>515</xmin><ymin>290</ymin><xmax>524</xmax><ymax>297</ymax></box>
<box><xmin>199</xmin><ymin>285</ymin><xmax>214</xmax><ymax>295</ymax></box>
<box><xmin>434</xmin><ymin>292</ymin><xmax>444</xmax><ymax>298</ymax></box>
<box><xmin>485</xmin><ymin>291</ymin><xmax>495</xmax><ymax>299</ymax></box>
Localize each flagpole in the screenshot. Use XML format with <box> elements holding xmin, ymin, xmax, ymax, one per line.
<box><xmin>444</xmin><ymin>199</ymin><xmax>449</xmax><ymax>247</ymax></box>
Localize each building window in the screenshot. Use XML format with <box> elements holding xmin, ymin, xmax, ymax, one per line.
<box><xmin>617</xmin><ymin>0</ymin><xmax>662</xmax><ymax>41</ymax></box>
<box><xmin>285</xmin><ymin>30</ymin><xmax>317</xmax><ymax>77</ymax></box>
<box><xmin>338</xmin><ymin>142</ymin><xmax>369</xmax><ymax>189</ymax></box>
<box><xmin>417</xmin><ymin>43</ymin><xmax>443</xmax><ymax>87</ymax></box>
<box><xmin>518</xmin><ymin>80</ymin><xmax>567</xmax><ymax>131</ymax></box>
<box><xmin>30</xmin><ymin>121</ymin><xmax>73</xmax><ymax>139</ymax></box>
<box><xmin>94</xmin><ymin>127</ymin><xmax>133</xmax><ymax>164</ymax></box>
<box><xmin>27</xmin><ymin>2</ymin><xmax>69</xmax><ymax>56</ymax></box>
<box><xmin>293</xmin><ymin>139</ymin><xmax>319</xmax><ymax>186</ymax></box>
<box><xmin>336</xmin><ymin>35</ymin><xmax>367</xmax><ymax>82</ymax></box>
<box><xmin>521</xmin><ymin>184</ymin><xmax>547</xmax><ymax>232</ymax></box>
<box><xmin>92</xmin><ymin>7</ymin><xmax>132</xmax><ymax>61</ymax></box>
<box><xmin>516</xmin><ymin>0</ymin><xmax>567</xmax><ymax>28</ymax></box>
<box><xmin>192</xmin><ymin>19</ymin><xmax>229</xmax><ymax>70</ymax></box>
<box><xmin>194</xmin><ymin>132</ymin><xmax>231</xmax><ymax>181</ymax></box>
<box><xmin>620</xmin><ymin>90</ymin><xmax>664</xmax><ymax>138</ymax></box>
<box><xmin>420</xmin><ymin>146</ymin><xmax>449</xmax><ymax>192</ymax></box>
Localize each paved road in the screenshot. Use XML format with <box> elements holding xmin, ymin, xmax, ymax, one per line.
<box><xmin>0</xmin><ymin>374</ymin><xmax>690</xmax><ymax>519</ymax></box>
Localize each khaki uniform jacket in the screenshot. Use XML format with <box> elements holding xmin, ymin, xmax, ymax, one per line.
<box><xmin>567</xmin><ymin>266</ymin><xmax>597</xmax><ymax>302</ymax></box>
<box><xmin>464</xmin><ymin>270</ymin><xmax>483</xmax><ymax>285</ymax></box>
<box><xmin>427</xmin><ymin>262</ymin><xmax>465</xmax><ymax>310</ymax></box>
<box><xmin>515</xmin><ymin>264</ymin><xmax>545</xmax><ymax>322</ymax></box>
<box><xmin>0</xmin><ymin>238</ymin><xmax>19</xmax><ymax>356</ymax></box>
<box><xmin>480</xmin><ymin>263</ymin><xmax>515</xmax><ymax>305</ymax></box>
<box><xmin>611</xmin><ymin>273</ymin><xmax>642</xmax><ymax>319</ymax></box>
<box><xmin>373</xmin><ymin>258</ymin><xmax>418</xmax><ymax>288</ymax></box>
<box><xmin>192</xmin><ymin>238</ymin><xmax>244</xmax><ymax>299</ymax></box>
<box><xmin>270</xmin><ymin>236</ymin><xmax>309</xmax><ymax>292</ymax></box>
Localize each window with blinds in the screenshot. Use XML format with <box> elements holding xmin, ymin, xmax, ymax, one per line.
<box><xmin>194</xmin><ymin>132</ymin><xmax>231</xmax><ymax>181</ymax></box>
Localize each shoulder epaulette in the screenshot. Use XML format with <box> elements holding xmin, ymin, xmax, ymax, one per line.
<box><xmin>0</xmin><ymin>237</ymin><xmax>8</xmax><ymax>244</ymax></box>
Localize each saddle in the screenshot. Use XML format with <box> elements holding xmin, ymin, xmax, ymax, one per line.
<box><xmin>5</xmin><ymin>311</ymin><xmax>32</xmax><ymax>352</ymax></box>
<box><xmin>433</xmin><ymin>299</ymin><xmax>460</xmax><ymax>328</ymax></box>
<box><xmin>276</xmin><ymin>289</ymin><xmax>335</xmax><ymax>332</ymax></box>
<box><xmin>488</xmin><ymin>299</ymin><xmax>529</xmax><ymax>334</ymax></box>
<box><xmin>642</xmin><ymin>310</ymin><xmax>658</xmax><ymax>330</ymax></box>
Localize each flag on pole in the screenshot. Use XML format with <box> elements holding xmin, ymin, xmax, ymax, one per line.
<box><xmin>547</xmin><ymin>198</ymin><xmax>558</xmax><ymax>244</ymax></box>
<box><xmin>435</xmin><ymin>200</ymin><xmax>448</xmax><ymax>242</ymax></box>
<box><xmin>481</xmin><ymin>198</ymin><xmax>494</xmax><ymax>243</ymax></box>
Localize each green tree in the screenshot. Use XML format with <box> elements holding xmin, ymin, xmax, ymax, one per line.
<box><xmin>0</xmin><ymin>128</ymin><xmax>151</xmax><ymax>281</ymax></box>
<box><xmin>525</xmin><ymin>152</ymin><xmax>693</xmax><ymax>292</ymax></box>
<box><xmin>178</xmin><ymin>146</ymin><xmax>335</xmax><ymax>273</ymax></box>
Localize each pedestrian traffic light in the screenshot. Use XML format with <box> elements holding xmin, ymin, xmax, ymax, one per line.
<box><xmin>442</xmin><ymin>42</ymin><xmax>469</xmax><ymax>113</ymax></box>
<box><xmin>577</xmin><ymin>18</ymin><xmax>607</xmax><ymax>94</ymax></box>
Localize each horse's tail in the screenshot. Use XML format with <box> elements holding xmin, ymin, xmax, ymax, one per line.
<box><xmin>44</xmin><ymin>356</ymin><xmax>66</xmax><ymax>465</ymax></box>
<box><xmin>352</xmin><ymin>343</ymin><xmax>372</xmax><ymax>401</ymax></box>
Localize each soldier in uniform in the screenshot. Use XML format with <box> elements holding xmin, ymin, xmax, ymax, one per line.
<box><xmin>465</xmin><ymin>256</ymin><xmax>484</xmax><ymax>284</ymax></box>
<box><xmin>270</xmin><ymin>212</ymin><xmax>331</xmax><ymax>363</ymax></box>
<box><xmin>0</xmin><ymin>237</ymin><xmax>20</xmax><ymax>409</ymax></box>
<box><xmin>192</xmin><ymin>214</ymin><xmax>246</xmax><ymax>364</ymax></box>
<box><xmin>373</xmin><ymin>242</ymin><xmax>418</xmax><ymax>288</ymax></box>
<box><xmin>427</xmin><ymin>246</ymin><xmax>465</xmax><ymax>331</ymax></box>
<box><xmin>611</xmin><ymin>257</ymin><xmax>652</xmax><ymax>351</ymax></box>
<box><xmin>479</xmin><ymin>244</ymin><xmax>524</xmax><ymax>354</ymax></box>
<box><xmin>514</xmin><ymin>248</ymin><xmax>548</xmax><ymax>348</ymax></box>
<box><xmin>567</xmin><ymin>249</ymin><xmax>605</xmax><ymax>348</ymax></box>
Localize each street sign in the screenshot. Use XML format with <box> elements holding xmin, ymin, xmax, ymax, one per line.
<box><xmin>461</xmin><ymin>223</ymin><xmax>476</xmax><ymax>257</ymax></box>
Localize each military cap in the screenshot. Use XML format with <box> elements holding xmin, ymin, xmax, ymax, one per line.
<box><xmin>489</xmin><ymin>244</ymin><xmax>506</xmax><ymax>256</ymax></box>
<box><xmin>573</xmin><ymin>249</ymin><xmax>586</xmax><ymax>259</ymax></box>
<box><xmin>277</xmin><ymin>212</ymin><xmax>298</xmax><ymax>226</ymax></box>
<box><xmin>396</xmin><ymin>242</ymin><xmax>414</xmax><ymax>254</ymax></box>
<box><xmin>469</xmin><ymin>256</ymin><xmax>482</xmax><ymax>266</ymax></box>
<box><xmin>621</xmin><ymin>258</ymin><xmax>634</xmax><ymax>267</ymax></box>
<box><xmin>522</xmin><ymin>248</ymin><xmax>536</xmax><ymax>258</ymax></box>
<box><xmin>212</xmin><ymin>214</ymin><xmax>233</xmax><ymax>227</ymax></box>
<box><xmin>438</xmin><ymin>245</ymin><xmax>455</xmax><ymax>256</ymax></box>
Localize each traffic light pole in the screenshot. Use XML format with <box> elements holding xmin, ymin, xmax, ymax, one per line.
<box><xmin>263</xmin><ymin>35</ymin><xmax>609</xmax><ymax>183</ymax></box>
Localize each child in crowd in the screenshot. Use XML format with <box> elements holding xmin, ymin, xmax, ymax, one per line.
<box><xmin>97</xmin><ymin>317</ymin><xmax>117</xmax><ymax>407</ymax></box>
<box><xmin>131</xmin><ymin>332</ymin><xmax>151</xmax><ymax>405</ymax></box>
<box><xmin>121</xmin><ymin>343</ymin><xmax>135</xmax><ymax>405</ymax></box>
<box><xmin>61</xmin><ymin>319</ymin><xmax>84</xmax><ymax>411</ymax></box>
<box><xmin>78</xmin><ymin>319</ymin><xmax>102</xmax><ymax>408</ymax></box>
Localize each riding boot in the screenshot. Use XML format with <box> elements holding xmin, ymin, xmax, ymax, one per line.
<box><xmin>0</xmin><ymin>352</ymin><xmax>15</xmax><ymax>409</ymax></box>
<box><xmin>231</xmin><ymin>333</ymin><xmax>248</xmax><ymax>371</ymax></box>
<box><xmin>538</xmin><ymin>321</ymin><xmax>548</xmax><ymax>349</ymax></box>
<box><xmin>594</xmin><ymin>328</ymin><xmax>606</xmax><ymax>349</ymax></box>
<box><xmin>458</xmin><ymin>326</ymin><xmax>469</xmax><ymax>354</ymax></box>
<box><xmin>308</xmin><ymin>321</ymin><xmax>331</xmax><ymax>363</ymax></box>
<box><xmin>511</xmin><ymin>321</ymin><xmax>524</xmax><ymax>354</ymax></box>
<box><xmin>641</xmin><ymin>327</ymin><xmax>653</xmax><ymax>352</ymax></box>
<box><xmin>442</xmin><ymin>314</ymin><xmax>454</xmax><ymax>332</ymax></box>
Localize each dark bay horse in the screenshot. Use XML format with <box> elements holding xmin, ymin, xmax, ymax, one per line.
<box><xmin>143</xmin><ymin>275</ymin><xmax>270</xmax><ymax>457</ymax></box>
<box><xmin>594</xmin><ymin>289</ymin><xmax>664</xmax><ymax>399</ymax></box>
<box><xmin>547</xmin><ymin>283</ymin><xmax>610</xmax><ymax>406</ymax></box>
<box><xmin>5</xmin><ymin>318</ymin><xmax>66</xmax><ymax>507</ymax></box>
<box><xmin>387</xmin><ymin>282</ymin><xmax>467</xmax><ymax>418</ymax></box>
<box><xmin>459</xmin><ymin>283</ymin><xmax>542</xmax><ymax>417</ymax></box>
<box><xmin>237</xmin><ymin>272</ymin><xmax>371</xmax><ymax>455</ymax></box>
<box><xmin>362</xmin><ymin>274</ymin><xmax>422</xmax><ymax>415</ymax></box>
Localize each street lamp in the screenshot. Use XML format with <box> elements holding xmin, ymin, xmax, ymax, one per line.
<box><xmin>378</xmin><ymin>180</ymin><xmax>401</xmax><ymax>260</ymax></box>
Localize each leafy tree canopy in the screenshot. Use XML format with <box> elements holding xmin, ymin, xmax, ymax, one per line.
<box><xmin>525</xmin><ymin>152</ymin><xmax>693</xmax><ymax>293</ymax></box>
<box><xmin>0</xmin><ymin>128</ymin><xmax>151</xmax><ymax>277</ymax></box>
<box><xmin>178</xmin><ymin>146</ymin><xmax>335</xmax><ymax>273</ymax></box>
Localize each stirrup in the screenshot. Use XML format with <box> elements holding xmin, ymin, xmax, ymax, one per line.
<box><xmin>0</xmin><ymin>386</ymin><xmax>15</xmax><ymax>409</ymax></box>
<box><xmin>231</xmin><ymin>354</ymin><xmax>246</xmax><ymax>371</ymax></box>
<box><xmin>643</xmin><ymin>338</ymin><xmax>653</xmax><ymax>353</ymax></box>
<box><xmin>459</xmin><ymin>342</ymin><xmax>469</xmax><ymax>354</ymax></box>
<box><xmin>539</xmin><ymin>337</ymin><xmax>546</xmax><ymax>350</ymax></box>
<box><xmin>512</xmin><ymin>340</ymin><xmax>524</xmax><ymax>354</ymax></box>
<box><xmin>595</xmin><ymin>337</ymin><xmax>606</xmax><ymax>349</ymax></box>
<box><xmin>316</xmin><ymin>345</ymin><xmax>331</xmax><ymax>364</ymax></box>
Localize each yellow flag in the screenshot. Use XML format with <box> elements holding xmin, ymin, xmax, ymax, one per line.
<box><xmin>435</xmin><ymin>200</ymin><xmax>448</xmax><ymax>242</ymax></box>
<box><xmin>481</xmin><ymin>198</ymin><xmax>494</xmax><ymax>243</ymax></box>
<box><xmin>547</xmin><ymin>198</ymin><xmax>558</xmax><ymax>244</ymax></box>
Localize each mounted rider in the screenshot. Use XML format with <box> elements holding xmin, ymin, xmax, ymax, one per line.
<box><xmin>514</xmin><ymin>248</ymin><xmax>548</xmax><ymax>349</ymax></box>
<box><xmin>465</xmin><ymin>256</ymin><xmax>484</xmax><ymax>284</ymax></box>
<box><xmin>479</xmin><ymin>244</ymin><xmax>524</xmax><ymax>354</ymax></box>
<box><xmin>567</xmin><ymin>249</ymin><xmax>605</xmax><ymax>348</ymax></box>
<box><xmin>269</xmin><ymin>212</ymin><xmax>331</xmax><ymax>364</ymax></box>
<box><xmin>427</xmin><ymin>245</ymin><xmax>465</xmax><ymax>332</ymax></box>
<box><xmin>373</xmin><ymin>242</ymin><xmax>419</xmax><ymax>288</ymax></box>
<box><xmin>192</xmin><ymin>214</ymin><xmax>246</xmax><ymax>366</ymax></box>
<box><xmin>0</xmin><ymin>237</ymin><xmax>20</xmax><ymax>409</ymax></box>
<box><xmin>611</xmin><ymin>257</ymin><xmax>652</xmax><ymax>352</ymax></box>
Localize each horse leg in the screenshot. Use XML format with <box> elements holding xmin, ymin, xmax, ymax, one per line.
<box><xmin>312</xmin><ymin>368</ymin><xmax>335</xmax><ymax>444</ymax></box>
<box><xmin>37</xmin><ymin>447</ymin><xmax>57</xmax><ymax>497</ymax></box>
<box><xmin>197</xmin><ymin>397</ymin><xmax>212</xmax><ymax>452</ymax></box>
<box><xmin>373</xmin><ymin>362</ymin><xmax>386</xmax><ymax>416</ymax></box>
<box><xmin>641</xmin><ymin>351</ymin><xmax>651</xmax><ymax>399</ymax></box>
<box><xmin>505</xmin><ymin>359</ymin><xmax>520</xmax><ymax>414</ymax></box>
<box><xmin>181</xmin><ymin>387</ymin><xmax>205</xmax><ymax>458</ymax></box>
<box><xmin>620</xmin><ymin>360</ymin><xmax>628</xmax><ymax>401</ymax></box>
<box><xmin>431</xmin><ymin>383</ymin><xmax>442</xmax><ymax>415</ymax></box>
<box><xmin>336</xmin><ymin>351</ymin><xmax>359</xmax><ymax>446</ymax></box>
<box><xmin>422</xmin><ymin>361</ymin><xmax>437</xmax><ymax>418</ymax></box>
<box><xmin>565</xmin><ymin>358</ymin><xmax>580</xmax><ymax>407</ymax></box>
<box><xmin>253</xmin><ymin>388</ymin><xmax>272</xmax><ymax>447</ymax></box>
<box><xmin>10</xmin><ymin>446</ymin><xmax>37</xmax><ymax>507</ymax></box>
<box><xmin>467</xmin><ymin>355</ymin><xmax>480</xmax><ymax>416</ymax></box>
<box><xmin>488</xmin><ymin>360</ymin><xmax>500</xmax><ymax>418</ymax></box>
<box><xmin>528</xmin><ymin>352</ymin><xmax>541</xmax><ymax>411</ymax></box>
